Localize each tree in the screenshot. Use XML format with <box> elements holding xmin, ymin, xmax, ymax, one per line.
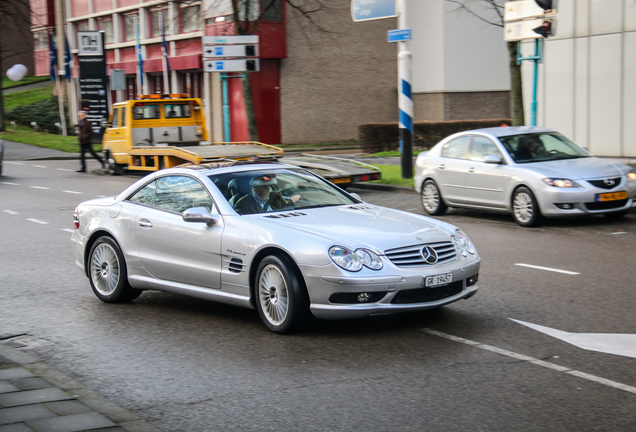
<box><xmin>209</xmin><ymin>0</ymin><xmax>337</xmax><ymax>141</ymax></box>
<box><xmin>446</xmin><ymin>0</ymin><xmax>525</xmax><ymax>126</ymax></box>
<box><xmin>0</xmin><ymin>0</ymin><xmax>33</xmax><ymax>131</ymax></box>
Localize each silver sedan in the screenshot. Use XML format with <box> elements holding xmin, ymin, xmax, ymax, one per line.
<box><xmin>414</xmin><ymin>127</ymin><xmax>636</xmax><ymax>227</ymax></box>
<box><xmin>72</xmin><ymin>163</ymin><xmax>481</xmax><ymax>333</ymax></box>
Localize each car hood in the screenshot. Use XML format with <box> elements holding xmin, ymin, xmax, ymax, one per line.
<box><xmin>522</xmin><ymin>157</ymin><xmax>629</xmax><ymax>180</ymax></box>
<box><xmin>258</xmin><ymin>204</ymin><xmax>456</xmax><ymax>253</ymax></box>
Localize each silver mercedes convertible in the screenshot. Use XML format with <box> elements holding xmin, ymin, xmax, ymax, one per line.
<box><xmin>72</xmin><ymin>163</ymin><xmax>481</xmax><ymax>333</ymax></box>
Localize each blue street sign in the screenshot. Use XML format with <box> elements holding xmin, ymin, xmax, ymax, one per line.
<box><xmin>351</xmin><ymin>0</ymin><xmax>397</xmax><ymax>22</ymax></box>
<box><xmin>215</xmin><ymin>46</ymin><xmax>223</xmax><ymax>55</ymax></box>
<box><xmin>388</xmin><ymin>29</ymin><xmax>411</xmax><ymax>42</ymax></box>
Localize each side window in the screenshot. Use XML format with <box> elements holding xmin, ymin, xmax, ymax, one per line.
<box><xmin>128</xmin><ymin>180</ymin><xmax>157</xmax><ymax>205</ymax></box>
<box><xmin>470</xmin><ymin>136</ymin><xmax>502</xmax><ymax>161</ymax></box>
<box><xmin>111</xmin><ymin>108</ymin><xmax>119</xmax><ymax>128</ymax></box>
<box><xmin>153</xmin><ymin>176</ymin><xmax>213</xmax><ymax>213</ymax></box>
<box><xmin>120</xmin><ymin>107</ymin><xmax>126</xmax><ymax>127</ymax></box>
<box><xmin>133</xmin><ymin>105</ymin><xmax>161</xmax><ymax>120</ymax></box>
<box><xmin>164</xmin><ymin>104</ymin><xmax>191</xmax><ymax>118</ymax></box>
<box><xmin>441</xmin><ymin>137</ymin><xmax>470</xmax><ymax>159</ymax></box>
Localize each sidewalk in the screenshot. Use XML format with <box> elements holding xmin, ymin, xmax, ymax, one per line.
<box><xmin>0</xmin><ymin>344</ymin><xmax>162</xmax><ymax>432</ymax></box>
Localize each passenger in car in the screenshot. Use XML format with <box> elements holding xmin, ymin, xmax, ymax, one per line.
<box><xmin>234</xmin><ymin>175</ymin><xmax>300</xmax><ymax>214</ymax></box>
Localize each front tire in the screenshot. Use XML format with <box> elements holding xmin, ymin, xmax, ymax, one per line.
<box><xmin>88</xmin><ymin>236</ymin><xmax>141</xmax><ymax>303</ymax></box>
<box><xmin>255</xmin><ymin>255</ymin><xmax>308</xmax><ymax>334</ymax></box>
<box><xmin>421</xmin><ymin>179</ymin><xmax>448</xmax><ymax>216</ymax></box>
<box><xmin>512</xmin><ymin>186</ymin><xmax>541</xmax><ymax>227</ymax></box>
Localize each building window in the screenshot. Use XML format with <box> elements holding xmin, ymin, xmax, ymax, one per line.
<box><xmin>180</xmin><ymin>3</ymin><xmax>202</xmax><ymax>32</ymax></box>
<box><xmin>77</xmin><ymin>20</ymin><xmax>90</xmax><ymax>31</ymax></box>
<box><xmin>33</xmin><ymin>29</ymin><xmax>48</xmax><ymax>50</ymax></box>
<box><xmin>149</xmin><ymin>7</ymin><xmax>168</xmax><ymax>38</ymax></box>
<box><xmin>124</xmin><ymin>13</ymin><xmax>138</xmax><ymax>41</ymax></box>
<box><xmin>97</xmin><ymin>16</ymin><xmax>114</xmax><ymax>43</ymax></box>
<box><xmin>261</xmin><ymin>0</ymin><xmax>282</xmax><ymax>21</ymax></box>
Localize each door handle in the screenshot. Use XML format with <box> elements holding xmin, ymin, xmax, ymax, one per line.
<box><xmin>138</xmin><ymin>219</ymin><xmax>152</xmax><ymax>228</ymax></box>
<box><xmin>468</xmin><ymin>168</ymin><xmax>475</xmax><ymax>173</ymax></box>
<box><xmin>438</xmin><ymin>164</ymin><xmax>445</xmax><ymax>170</ymax></box>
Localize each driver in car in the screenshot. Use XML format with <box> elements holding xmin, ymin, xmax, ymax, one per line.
<box><xmin>234</xmin><ymin>175</ymin><xmax>301</xmax><ymax>214</ymax></box>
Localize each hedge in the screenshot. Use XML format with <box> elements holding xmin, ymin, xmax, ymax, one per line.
<box><xmin>358</xmin><ymin>119</ymin><xmax>512</xmax><ymax>153</ymax></box>
<box><xmin>6</xmin><ymin>96</ymin><xmax>73</xmax><ymax>135</ymax></box>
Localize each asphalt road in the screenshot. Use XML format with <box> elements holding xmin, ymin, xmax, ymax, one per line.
<box><xmin>1</xmin><ymin>159</ymin><xmax>636</xmax><ymax>431</ymax></box>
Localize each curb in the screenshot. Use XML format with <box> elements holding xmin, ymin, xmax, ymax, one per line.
<box><xmin>0</xmin><ymin>344</ymin><xmax>162</xmax><ymax>432</ymax></box>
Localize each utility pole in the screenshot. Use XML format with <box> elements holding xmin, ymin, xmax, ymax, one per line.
<box><xmin>54</xmin><ymin>0</ymin><xmax>67</xmax><ymax>135</ymax></box>
<box><xmin>397</xmin><ymin>0</ymin><xmax>413</xmax><ymax>179</ymax></box>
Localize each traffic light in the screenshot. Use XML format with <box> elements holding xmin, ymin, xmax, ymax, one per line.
<box><xmin>533</xmin><ymin>20</ymin><xmax>554</xmax><ymax>38</ymax></box>
<box><xmin>535</xmin><ymin>0</ymin><xmax>554</xmax><ymax>11</ymax></box>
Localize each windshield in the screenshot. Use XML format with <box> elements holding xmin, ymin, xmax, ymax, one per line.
<box><xmin>209</xmin><ymin>168</ymin><xmax>358</xmax><ymax>215</ymax></box>
<box><xmin>499</xmin><ymin>132</ymin><xmax>590</xmax><ymax>163</ymax></box>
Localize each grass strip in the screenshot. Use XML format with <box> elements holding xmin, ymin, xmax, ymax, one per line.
<box><xmin>0</xmin><ymin>128</ymin><xmax>101</xmax><ymax>153</ymax></box>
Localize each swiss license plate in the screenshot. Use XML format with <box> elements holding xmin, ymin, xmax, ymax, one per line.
<box><xmin>424</xmin><ymin>273</ymin><xmax>453</xmax><ymax>287</ymax></box>
<box><xmin>596</xmin><ymin>191</ymin><xmax>627</xmax><ymax>202</ymax></box>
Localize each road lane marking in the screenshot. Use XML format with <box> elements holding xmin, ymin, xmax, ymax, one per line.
<box><xmin>30</xmin><ymin>186</ymin><xmax>51</xmax><ymax>190</ymax></box>
<box><xmin>511</xmin><ymin>319</ymin><xmax>636</xmax><ymax>359</ymax></box>
<box><xmin>1</xmin><ymin>182</ymin><xmax>19</xmax><ymax>185</ymax></box>
<box><xmin>3</xmin><ymin>210</ymin><xmax>18</xmax><ymax>215</ymax></box>
<box><xmin>5</xmin><ymin>161</ymin><xmax>23</xmax><ymax>165</ymax></box>
<box><xmin>514</xmin><ymin>263</ymin><xmax>579</xmax><ymax>275</ymax></box>
<box><xmin>63</xmin><ymin>190</ymin><xmax>84</xmax><ymax>194</ymax></box>
<box><xmin>423</xmin><ymin>328</ymin><xmax>636</xmax><ymax>395</ymax></box>
<box><xmin>33</xmin><ymin>165</ymin><xmax>48</xmax><ymax>168</ymax></box>
<box><xmin>57</xmin><ymin>168</ymin><xmax>73</xmax><ymax>172</ymax></box>
<box><xmin>61</xmin><ymin>228</ymin><xmax>74</xmax><ymax>233</ymax></box>
<box><xmin>26</xmin><ymin>218</ymin><xmax>49</xmax><ymax>225</ymax></box>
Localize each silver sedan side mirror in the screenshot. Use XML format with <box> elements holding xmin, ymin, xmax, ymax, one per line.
<box><xmin>484</xmin><ymin>155</ymin><xmax>503</xmax><ymax>164</ymax></box>
<box><xmin>182</xmin><ymin>207</ymin><xmax>219</xmax><ymax>225</ymax></box>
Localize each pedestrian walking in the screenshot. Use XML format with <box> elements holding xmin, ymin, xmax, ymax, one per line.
<box><xmin>76</xmin><ymin>110</ymin><xmax>105</xmax><ymax>172</ymax></box>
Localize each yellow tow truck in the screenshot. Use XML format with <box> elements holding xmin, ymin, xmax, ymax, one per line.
<box><xmin>102</xmin><ymin>94</ymin><xmax>380</xmax><ymax>186</ymax></box>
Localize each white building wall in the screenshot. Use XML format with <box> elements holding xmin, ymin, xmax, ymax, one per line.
<box><xmin>527</xmin><ymin>0</ymin><xmax>636</xmax><ymax>157</ymax></box>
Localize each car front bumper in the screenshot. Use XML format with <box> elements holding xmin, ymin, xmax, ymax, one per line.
<box><xmin>535</xmin><ymin>181</ymin><xmax>636</xmax><ymax>217</ymax></box>
<box><xmin>301</xmin><ymin>259</ymin><xmax>481</xmax><ymax>320</ymax></box>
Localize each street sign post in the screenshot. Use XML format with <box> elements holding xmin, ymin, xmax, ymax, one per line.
<box><xmin>387</xmin><ymin>29</ymin><xmax>411</xmax><ymax>42</ymax></box>
<box><xmin>203</xmin><ymin>35</ymin><xmax>259</xmax><ymax>45</ymax></box>
<box><xmin>504</xmin><ymin>0</ymin><xmax>553</xmax><ymax>21</ymax></box>
<box><xmin>504</xmin><ymin>18</ymin><xmax>550</xmax><ymax>42</ymax></box>
<box><xmin>204</xmin><ymin>59</ymin><xmax>260</xmax><ymax>73</ymax></box>
<box><xmin>203</xmin><ymin>44</ymin><xmax>259</xmax><ymax>59</ymax></box>
<box><xmin>351</xmin><ymin>0</ymin><xmax>396</xmax><ymax>22</ymax></box>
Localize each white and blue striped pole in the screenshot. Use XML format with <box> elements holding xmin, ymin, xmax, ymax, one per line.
<box><xmin>397</xmin><ymin>0</ymin><xmax>413</xmax><ymax>178</ymax></box>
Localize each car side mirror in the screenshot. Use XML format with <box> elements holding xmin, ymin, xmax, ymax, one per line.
<box><xmin>484</xmin><ymin>155</ymin><xmax>503</xmax><ymax>164</ymax></box>
<box><xmin>182</xmin><ymin>207</ymin><xmax>219</xmax><ymax>225</ymax></box>
<box><xmin>348</xmin><ymin>192</ymin><xmax>362</xmax><ymax>201</ymax></box>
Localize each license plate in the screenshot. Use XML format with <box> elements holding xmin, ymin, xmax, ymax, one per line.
<box><xmin>596</xmin><ymin>191</ymin><xmax>627</xmax><ymax>202</ymax></box>
<box><xmin>331</xmin><ymin>177</ymin><xmax>351</xmax><ymax>184</ymax></box>
<box><xmin>424</xmin><ymin>273</ymin><xmax>453</xmax><ymax>287</ymax></box>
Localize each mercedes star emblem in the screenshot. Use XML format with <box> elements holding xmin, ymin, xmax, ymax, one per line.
<box><xmin>421</xmin><ymin>246</ymin><xmax>439</xmax><ymax>264</ymax></box>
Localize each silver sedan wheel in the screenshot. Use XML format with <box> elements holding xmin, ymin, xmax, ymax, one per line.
<box><xmin>422</xmin><ymin>183</ymin><xmax>440</xmax><ymax>213</ymax></box>
<box><xmin>513</xmin><ymin>191</ymin><xmax>534</xmax><ymax>224</ymax></box>
<box><xmin>90</xmin><ymin>242</ymin><xmax>121</xmax><ymax>297</ymax></box>
<box><xmin>258</xmin><ymin>264</ymin><xmax>289</xmax><ymax>326</ymax></box>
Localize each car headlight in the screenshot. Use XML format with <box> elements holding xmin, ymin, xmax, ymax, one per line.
<box><xmin>451</xmin><ymin>229</ymin><xmax>476</xmax><ymax>257</ymax></box>
<box><xmin>355</xmin><ymin>248</ymin><xmax>383</xmax><ymax>270</ymax></box>
<box><xmin>627</xmin><ymin>170</ymin><xmax>636</xmax><ymax>182</ymax></box>
<box><xmin>329</xmin><ymin>246</ymin><xmax>383</xmax><ymax>271</ymax></box>
<box><xmin>542</xmin><ymin>178</ymin><xmax>580</xmax><ymax>188</ymax></box>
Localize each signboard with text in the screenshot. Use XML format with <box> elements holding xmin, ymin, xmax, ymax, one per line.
<box><xmin>77</xmin><ymin>31</ymin><xmax>108</xmax><ymax>143</ymax></box>
<box><xmin>351</xmin><ymin>0</ymin><xmax>397</xmax><ymax>22</ymax></box>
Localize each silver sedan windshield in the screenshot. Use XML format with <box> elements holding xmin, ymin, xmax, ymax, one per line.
<box><xmin>499</xmin><ymin>132</ymin><xmax>590</xmax><ymax>163</ymax></box>
<box><xmin>210</xmin><ymin>168</ymin><xmax>358</xmax><ymax>215</ymax></box>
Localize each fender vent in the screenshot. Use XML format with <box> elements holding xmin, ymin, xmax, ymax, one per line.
<box><xmin>265</xmin><ymin>212</ymin><xmax>308</xmax><ymax>219</ymax></box>
<box><xmin>227</xmin><ymin>258</ymin><xmax>245</xmax><ymax>273</ymax></box>
<box><xmin>348</xmin><ymin>204</ymin><xmax>375</xmax><ymax>210</ymax></box>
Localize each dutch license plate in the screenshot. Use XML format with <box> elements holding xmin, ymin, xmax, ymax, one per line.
<box><xmin>596</xmin><ymin>191</ymin><xmax>627</xmax><ymax>202</ymax></box>
<box><xmin>425</xmin><ymin>273</ymin><xmax>453</xmax><ymax>287</ymax></box>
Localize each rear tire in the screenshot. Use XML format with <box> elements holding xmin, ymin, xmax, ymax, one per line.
<box><xmin>88</xmin><ymin>236</ymin><xmax>141</xmax><ymax>303</ymax></box>
<box><xmin>105</xmin><ymin>150</ymin><xmax>125</xmax><ymax>175</ymax></box>
<box><xmin>421</xmin><ymin>179</ymin><xmax>448</xmax><ymax>216</ymax></box>
<box><xmin>512</xmin><ymin>186</ymin><xmax>541</xmax><ymax>227</ymax></box>
<box><xmin>255</xmin><ymin>255</ymin><xmax>308</xmax><ymax>334</ymax></box>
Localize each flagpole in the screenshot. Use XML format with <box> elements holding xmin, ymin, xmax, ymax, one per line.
<box><xmin>160</xmin><ymin>10</ymin><xmax>170</xmax><ymax>94</ymax></box>
<box><xmin>136</xmin><ymin>19</ymin><xmax>143</xmax><ymax>97</ymax></box>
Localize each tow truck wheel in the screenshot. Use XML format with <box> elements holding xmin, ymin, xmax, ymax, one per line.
<box><xmin>104</xmin><ymin>150</ymin><xmax>125</xmax><ymax>176</ymax></box>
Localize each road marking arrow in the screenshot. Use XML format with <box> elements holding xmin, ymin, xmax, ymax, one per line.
<box><xmin>511</xmin><ymin>319</ymin><xmax>636</xmax><ymax>359</ymax></box>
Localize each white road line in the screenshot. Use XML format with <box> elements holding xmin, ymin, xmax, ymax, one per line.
<box><xmin>33</xmin><ymin>165</ymin><xmax>48</xmax><ymax>168</ymax></box>
<box><xmin>5</xmin><ymin>161</ymin><xmax>23</xmax><ymax>165</ymax></box>
<box><xmin>611</xmin><ymin>232</ymin><xmax>627</xmax><ymax>235</ymax></box>
<box><xmin>26</xmin><ymin>218</ymin><xmax>49</xmax><ymax>225</ymax></box>
<box><xmin>3</xmin><ymin>210</ymin><xmax>18</xmax><ymax>215</ymax></box>
<box><xmin>1</xmin><ymin>182</ymin><xmax>19</xmax><ymax>186</ymax></box>
<box><xmin>30</xmin><ymin>186</ymin><xmax>51</xmax><ymax>190</ymax></box>
<box><xmin>514</xmin><ymin>263</ymin><xmax>580</xmax><ymax>275</ymax></box>
<box><xmin>423</xmin><ymin>329</ymin><xmax>636</xmax><ymax>395</ymax></box>
<box><xmin>63</xmin><ymin>190</ymin><xmax>84</xmax><ymax>194</ymax></box>
<box><xmin>61</xmin><ymin>228</ymin><xmax>74</xmax><ymax>233</ymax></box>
<box><xmin>57</xmin><ymin>168</ymin><xmax>73</xmax><ymax>172</ymax></box>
